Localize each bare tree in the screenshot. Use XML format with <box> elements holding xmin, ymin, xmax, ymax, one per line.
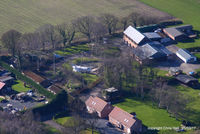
<box><xmin>128</xmin><ymin>12</ymin><xmax>140</xmax><ymax>27</ymax></box>
<box><xmin>20</xmin><ymin>32</ymin><xmax>43</xmax><ymax>70</ymax></box>
<box><xmin>92</xmin><ymin>22</ymin><xmax>106</xmax><ymax>43</ymax></box>
<box><xmin>1</xmin><ymin>29</ymin><xmax>22</xmax><ymax>57</ymax></box>
<box><xmin>99</xmin><ymin>13</ymin><xmax>118</xmax><ymax>35</ymax></box>
<box><xmin>120</xmin><ymin>16</ymin><xmax>129</xmax><ymax>30</ymax></box>
<box><xmin>0</xmin><ymin>111</ymin><xmax>47</xmax><ymax>134</ymax></box>
<box><xmin>57</xmin><ymin>22</ymin><xmax>76</xmax><ymax>47</ymax></box>
<box><xmin>63</xmin><ymin>114</ymin><xmax>85</xmax><ymax>134</ymax></box>
<box><xmin>73</xmin><ymin>16</ymin><xmax>95</xmax><ymax>41</ymax></box>
<box><xmin>87</xmin><ymin>113</ymin><xmax>99</xmax><ymax>134</ymax></box>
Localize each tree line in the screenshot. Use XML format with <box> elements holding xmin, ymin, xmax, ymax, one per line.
<box><xmin>0</xmin><ymin>12</ymin><xmax>162</xmax><ymax>71</ymax></box>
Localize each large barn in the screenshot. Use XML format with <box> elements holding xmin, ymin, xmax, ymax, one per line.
<box><xmin>123</xmin><ymin>26</ymin><xmax>148</xmax><ymax>48</ymax></box>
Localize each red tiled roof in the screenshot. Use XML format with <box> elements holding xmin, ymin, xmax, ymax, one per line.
<box><xmin>0</xmin><ymin>82</ymin><xmax>5</xmax><ymax>90</ymax></box>
<box><xmin>85</xmin><ymin>96</ymin><xmax>108</xmax><ymax>112</ymax></box>
<box><xmin>23</xmin><ymin>71</ymin><xmax>45</xmax><ymax>83</ymax></box>
<box><xmin>109</xmin><ymin>107</ymin><xmax>136</xmax><ymax>128</ymax></box>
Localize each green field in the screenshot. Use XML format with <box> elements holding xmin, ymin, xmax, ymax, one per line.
<box><xmin>175</xmin><ymin>84</ymin><xmax>200</xmax><ymax>123</ymax></box>
<box><xmin>0</xmin><ymin>0</ymin><xmax>151</xmax><ymax>37</ymax></box>
<box><xmin>115</xmin><ymin>98</ymin><xmax>181</xmax><ymax>127</ymax></box>
<box><xmin>140</xmin><ymin>0</ymin><xmax>200</xmax><ymax>49</ymax></box>
<box><xmin>12</xmin><ymin>80</ymin><xmax>31</xmax><ymax>92</ymax></box>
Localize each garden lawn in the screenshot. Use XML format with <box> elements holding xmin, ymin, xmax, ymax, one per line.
<box><xmin>140</xmin><ymin>0</ymin><xmax>200</xmax><ymax>49</ymax></box>
<box><xmin>55</xmin><ymin>44</ymin><xmax>89</xmax><ymax>56</ymax></box>
<box><xmin>72</xmin><ymin>57</ymin><xmax>99</xmax><ymax>64</ymax></box>
<box><xmin>114</xmin><ymin>98</ymin><xmax>181</xmax><ymax>127</ymax></box>
<box><xmin>54</xmin><ymin>116</ymin><xmax>73</xmax><ymax>126</ymax></box>
<box><xmin>12</xmin><ymin>80</ymin><xmax>31</xmax><ymax>93</ymax></box>
<box><xmin>81</xmin><ymin>73</ymin><xmax>99</xmax><ymax>84</ymax></box>
<box><xmin>81</xmin><ymin>129</ymin><xmax>99</xmax><ymax>134</ymax></box>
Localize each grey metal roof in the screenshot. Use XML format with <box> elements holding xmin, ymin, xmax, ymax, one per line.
<box><xmin>134</xmin><ymin>42</ymin><xmax>168</xmax><ymax>60</ymax></box>
<box><xmin>176</xmin><ymin>74</ymin><xmax>197</xmax><ymax>84</ymax></box>
<box><xmin>148</xmin><ymin>41</ymin><xmax>172</xmax><ymax>56</ymax></box>
<box><xmin>176</xmin><ymin>49</ymin><xmax>195</xmax><ymax>61</ymax></box>
<box><xmin>143</xmin><ymin>32</ymin><xmax>162</xmax><ymax>39</ymax></box>
<box><xmin>124</xmin><ymin>26</ymin><xmax>145</xmax><ymax>44</ymax></box>
<box><xmin>164</xmin><ymin>27</ymin><xmax>183</xmax><ymax>37</ymax></box>
<box><xmin>175</xmin><ymin>25</ymin><xmax>193</xmax><ymax>31</ymax></box>
<box><xmin>0</xmin><ymin>76</ymin><xmax>13</xmax><ymax>82</ymax></box>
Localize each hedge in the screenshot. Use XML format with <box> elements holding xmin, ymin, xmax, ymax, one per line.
<box><xmin>0</xmin><ymin>61</ymin><xmax>55</xmax><ymax>99</ymax></box>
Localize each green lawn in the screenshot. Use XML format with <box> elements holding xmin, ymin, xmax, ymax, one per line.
<box><xmin>139</xmin><ymin>0</ymin><xmax>200</xmax><ymax>49</ymax></box>
<box><xmin>81</xmin><ymin>129</ymin><xmax>99</xmax><ymax>134</ymax></box>
<box><xmin>81</xmin><ymin>73</ymin><xmax>99</xmax><ymax>84</ymax></box>
<box><xmin>114</xmin><ymin>98</ymin><xmax>181</xmax><ymax>127</ymax></box>
<box><xmin>12</xmin><ymin>80</ymin><xmax>31</xmax><ymax>92</ymax></box>
<box><xmin>54</xmin><ymin>116</ymin><xmax>73</xmax><ymax>126</ymax></box>
<box><xmin>72</xmin><ymin>57</ymin><xmax>99</xmax><ymax>64</ymax></box>
<box><xmin>55</xmin><ymin>44</ymin><xmax>90</xmax><ymax>56</ymax></box>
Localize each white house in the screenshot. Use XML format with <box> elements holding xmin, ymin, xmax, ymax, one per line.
<box><xmin>176</xmin><ymin>49</ymin><xmax>197</xmax><ymax>63</ymax></box>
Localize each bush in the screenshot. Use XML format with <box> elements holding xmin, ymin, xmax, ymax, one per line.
<box><xmin>33</xmin><ymin>90</ymin><xmax>68</xmax><ymax>117</ymax></box>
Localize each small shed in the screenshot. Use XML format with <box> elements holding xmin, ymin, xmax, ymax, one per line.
<box><xmin>176</xmin><ymin>49</ymin><xmax>196</xmax><ymax>63</ymax></box>
<box><xmin>176</xmin><ymin>74</ymin><xmax>199</xmax><ymax>88</ymax></box>
<box><xmin>102</xmin><ymin>87</ymin><xmax>119</xmax><ymax>101</ymax></box>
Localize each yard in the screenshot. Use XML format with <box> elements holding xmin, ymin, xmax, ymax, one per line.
<box><xmin>139</xmin><ymin>0</ymin><xmax>200</xmax><ymax>49</ymax></box>
<box><xmin>12</xmin><ymin>80</ymin><xmax>31</xmax><ymax>93</ymax></box>
<box><xmin>114</xmin><ymin>97</ymin><xmax>181</xmax><ymax>127</ymax></box>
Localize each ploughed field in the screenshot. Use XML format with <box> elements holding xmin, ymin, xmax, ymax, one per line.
<box><xmin>0</xmin><ymin>0</ymin><xmax>171</xmax><ymax>37</ymax></box>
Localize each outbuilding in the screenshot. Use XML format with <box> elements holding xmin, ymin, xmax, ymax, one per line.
<box><xmin>163</xmin><ymin>27</ymin><xmax>186</xmax><ymax>41</ymax></box>
<box><xmin>176</xmin><ymin>74</ymin><xmax>199</xmax><ymax>88</ymax></box>
<box><xmin>176</xmin><ymin>49</ymin><xmax>196</xmax><ymax>63</ymax></box>
<box><xmin>143</xmin><ymin>32</ymin><xmax>162</xmax><ymax>41</ymax></box>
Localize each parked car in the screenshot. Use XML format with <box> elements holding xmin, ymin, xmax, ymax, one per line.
<box><xmin>106</xmin><ymin>122</ymin><xmax>114</xmax><ymax>128</ymax></box>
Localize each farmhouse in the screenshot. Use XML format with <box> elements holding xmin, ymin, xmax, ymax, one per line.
<box><xmin>176</xmin><ymin>49</ymin><xmax>196</xmax><ymax>63</ymax></box>
<box><xmin>85</xmin><ymin>96</ymin><xmax>113</xmax><ymax>118</ymax></box>
<box><xmin>109</xmin><ymin>107</ymin><xmax>142</xmax><ymax>134</ymax></box>
<box><xmin>123</xmin><ymin>26</ymin><xmax>148</xmax><ymax>48</ymax></box>
<box><xmin>176</xmin><ymin>74</ymin><xmax>199</xmax><ymax>88</ymax></box>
